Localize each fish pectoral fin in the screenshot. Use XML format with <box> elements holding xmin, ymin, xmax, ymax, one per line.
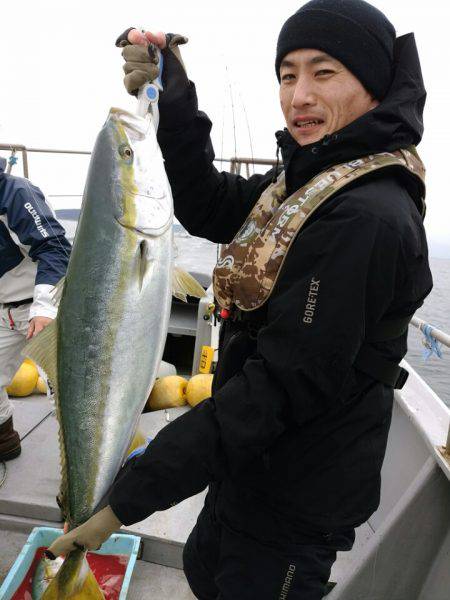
<box><xmin>138</xmin><ymin>239</ymin><xmax>154</xmax><ymax>291</ymax></box>
<box><xmin>22</xmin><ymin>318</ymin><xmax>58</xmax><ymax>391</ymax></box>
<box><xmin>50</xmin><ymin>275</ymin><xmax>66</xmax><ymax>305</ymax></box>
<box><xmin>172</xmin><ymin>266</ymin><xmax>206</xmax><ymax>302</ymax></box>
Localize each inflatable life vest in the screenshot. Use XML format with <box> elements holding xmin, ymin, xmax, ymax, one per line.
<box><xmin>213</xmin><ymin>148</ymin><xmax>425</xmax><ymax>312</ymax></box>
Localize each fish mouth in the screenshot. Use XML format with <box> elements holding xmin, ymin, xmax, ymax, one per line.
<box><xmin>109</xmin><ymin>107</ymin><xmax>150</xmax><ymax>137</ymax></box>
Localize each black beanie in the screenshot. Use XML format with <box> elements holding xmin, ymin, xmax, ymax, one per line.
<box><xmin>275</xmin><ymin>0</ymin><xmax>396</xmax><ymax>99</ymax></box>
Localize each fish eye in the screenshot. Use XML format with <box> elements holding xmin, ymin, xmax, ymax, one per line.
<box><xmin>119</xmin><ymin>144</ymin><xmax>133</xmax><ymax>162</ymax></box>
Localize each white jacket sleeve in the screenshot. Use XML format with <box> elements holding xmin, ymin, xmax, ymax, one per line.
<box><xmin>29</xmin><ymin>284</ymin><xmax>58</xmax><ymax>320</ymax></box>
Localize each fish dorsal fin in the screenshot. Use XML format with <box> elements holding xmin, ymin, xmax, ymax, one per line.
<box><xmin>50</xmin><ymin>276</ymin><xmax>66</xmax><ymax>305</ymax></box>
<box><xmin>172</xmin><ymin>266</ymin><xmax>206</xmax><ymax>302</ymax></box>
<box><xmin>22</xmin><ymin>318</ymin><xmax>58</xmax><ymax>391</ymax></box>
<box><xmin>22</xmin><ymin>320</ymin><xmax>69</xmax><ymax>517</ymax></box>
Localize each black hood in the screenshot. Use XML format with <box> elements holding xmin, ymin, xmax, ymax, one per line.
<box><xmin>278</xmin><ymin>33</ymin><xmax>426</xmax><ymax>195</ymax></box>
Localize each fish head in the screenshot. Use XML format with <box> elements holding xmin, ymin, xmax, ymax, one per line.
<box><xmin>105</xmin><ymin>107</ymin><xmax>173</xmax><ymax>236</ymax></box>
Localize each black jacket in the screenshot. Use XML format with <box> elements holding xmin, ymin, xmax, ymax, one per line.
<box><xmin>110</xmin><ymin>34</ymin><xmax>432</xmax><ymax>541</ymax></box>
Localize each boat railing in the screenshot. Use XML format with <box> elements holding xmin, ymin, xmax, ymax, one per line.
<box><xmin>410</xmin><ymin>317</ymin><xmax>450</xmax><ymax>455</ymax></box>
<box><xmin>0</xmin><ymin>143</ymin><xmax>92</xmax><ymax>178</ymax></box>
<box><xmin>410</xmin><ymin>316</ymin><xmax>450</xmax><ymax>349</ymax></box>
<box><xmin>226</xmin><ymin>157</ymin><xmax>277</xmax><ymax>176</ymax></box>
<box><xmin>0</xmin><ymin>143</ymin><xmax>277</xmax><ymax>179</ymax></box>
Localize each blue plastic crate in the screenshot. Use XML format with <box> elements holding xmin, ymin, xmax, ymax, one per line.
<box><xmin>0</xmin><ymin>526</ymin><xmax>141</xmax><ymax>600</ymax></box>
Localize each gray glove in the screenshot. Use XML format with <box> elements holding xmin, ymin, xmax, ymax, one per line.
<box><xmin>115</xmin><ymin>29</ymin><xmax>189</xmax><ymax>97</ymax></box>
<box><xmin>45</xmin><ymin>506</ymin><xmax>122</xmax><ymax>558</ymax></box>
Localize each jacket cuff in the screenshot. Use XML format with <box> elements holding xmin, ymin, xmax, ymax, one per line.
<box><xmin>158</xmin><ymin>81</ymin><xmax>199</xmax><ymax>131</ymax></box>
<box><xmin>29</xmin><ymin>284</ymin><xmax>58</xmax><ymax>320</ymax></box>
<box><xmin>108</xmin><ymin>499</ymin><xmax>133</xmax><ymax>526</ymax></box>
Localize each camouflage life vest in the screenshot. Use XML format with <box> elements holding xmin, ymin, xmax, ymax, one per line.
<box><xmin>213</xmin><ymin>148</ymin><xmax>425</xmax><ymax>312</ymax></box>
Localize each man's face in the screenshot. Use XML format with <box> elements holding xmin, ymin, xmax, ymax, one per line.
<box><xmin>279</xmin><ymin>49</ymin><xmax>379</xmax><ymax>146</ymax></box>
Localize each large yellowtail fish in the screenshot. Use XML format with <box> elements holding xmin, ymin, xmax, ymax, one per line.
<box><xmin>32</xmin><ymin>555</ymin><xmax>64</xmax><ymax>598</ymax></box>
<box><xmin>25</xmin><ymin>59</ymin><xmax>204</xmax><ymax>598</ymax></box>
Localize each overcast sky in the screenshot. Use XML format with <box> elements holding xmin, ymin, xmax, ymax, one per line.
<box><xmin>1</xmin><ymin>0</ymin><xmax>449</xmax><ymax>256</ymax></box>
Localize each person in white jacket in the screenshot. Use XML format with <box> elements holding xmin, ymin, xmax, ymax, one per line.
<box><xmin>0</xmin><ymin>157</ymin><xmax>71</xmax><ymax>460</ymax></box>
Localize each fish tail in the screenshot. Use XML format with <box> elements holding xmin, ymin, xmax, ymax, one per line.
<box><xmin>41</xmin><ymin>550</ymin><xmax>104</xmax><ymax>599</ymax></box>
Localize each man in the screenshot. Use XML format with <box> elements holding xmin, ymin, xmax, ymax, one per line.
<box><xmin>47</xmin><ymin>1</ymin><xmax>432</xmax><ymax>598</ymax></box>
<box><xmin>0</xmin><ymin>157</ymin><xmax>71</xmax><ymax>460</ymax></box>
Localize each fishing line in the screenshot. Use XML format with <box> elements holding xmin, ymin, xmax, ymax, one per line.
<box><xmin>0</xmin><ymin>410</ymin><xmax>52</xmax><ymax>490</ymax></box>
<box><xmin>0</xmin><ymin>461</ymin><xmax>6</xmax><ymax>489</ymax></box>
<box><xmin>225</xmin><ymin>60</ymin><xmax>256</xmax><ymax>178</ymax></box>
<box><xmin>216</xmin><ymin>57</ymin><xmax>229</xmax><ymax>265</ymax></box>
<box><xmin>238</xmin><ymin>88</ymin><xmax>255</xmax><ymax>176</ymax></box>
<box><xmin>225</xmin><ymin>65</ymin><xmax>238</xmax><ymax>163</ymax></box>
<box><xmin>20</xmin><ymin>410</ymin><xmax>53</xmax><ymax>443</ymax></box>
<box><xmin>217</xmin><ymin>54</ymin><xmax>229</xmax><ymax>174</ymax></box>
<box><xmin>219</xmin><ymin>93</ymin><xmax>226</xmax><ymax>172</ymax></box>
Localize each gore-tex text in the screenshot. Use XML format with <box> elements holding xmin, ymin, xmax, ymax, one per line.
<box><xmin>303</xmin><ymin>277</ymin><xmax>320</xmax><ymax>324</ymax></box>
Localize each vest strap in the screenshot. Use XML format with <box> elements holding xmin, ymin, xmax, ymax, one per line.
<box><xmin>354</xmin><ymin>346</ymin><xmax>409</xmax><ymax>389</ymax></box>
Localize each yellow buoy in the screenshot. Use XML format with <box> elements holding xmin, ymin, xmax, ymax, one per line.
<box><xmin>147</xmin><ymin>375</ymin><xmax>188</xmax><ymax>411</ymax></box>
<box><xmin>35</xmin><ymin>376</ymin><xmax>47</xmax><ymax>394</ymax></box>
<box><xmin>185</xmin><ymin>374</ymin><xmax>213</xmax><ymax>407</ymax></box>
<box><xmin>6</xmin><ymin>360</ymin><xmax>39</xmax><ymax>397</ymax></box>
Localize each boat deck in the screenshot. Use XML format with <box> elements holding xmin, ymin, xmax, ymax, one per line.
<box><xmin>1</xmin><ymin>364</ymin><xmax>449</xmax><ymax>599</ymax></box>
<box><xmin>0</xmin><ymin>395</ymin><xmax>373</xmax><ymax>597</ymax></box>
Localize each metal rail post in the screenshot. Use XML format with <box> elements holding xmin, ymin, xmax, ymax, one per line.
<box><xmin>22</xmin><ymin>149</ymin><xmax>29</xmax><ymax>178</ymax></box>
